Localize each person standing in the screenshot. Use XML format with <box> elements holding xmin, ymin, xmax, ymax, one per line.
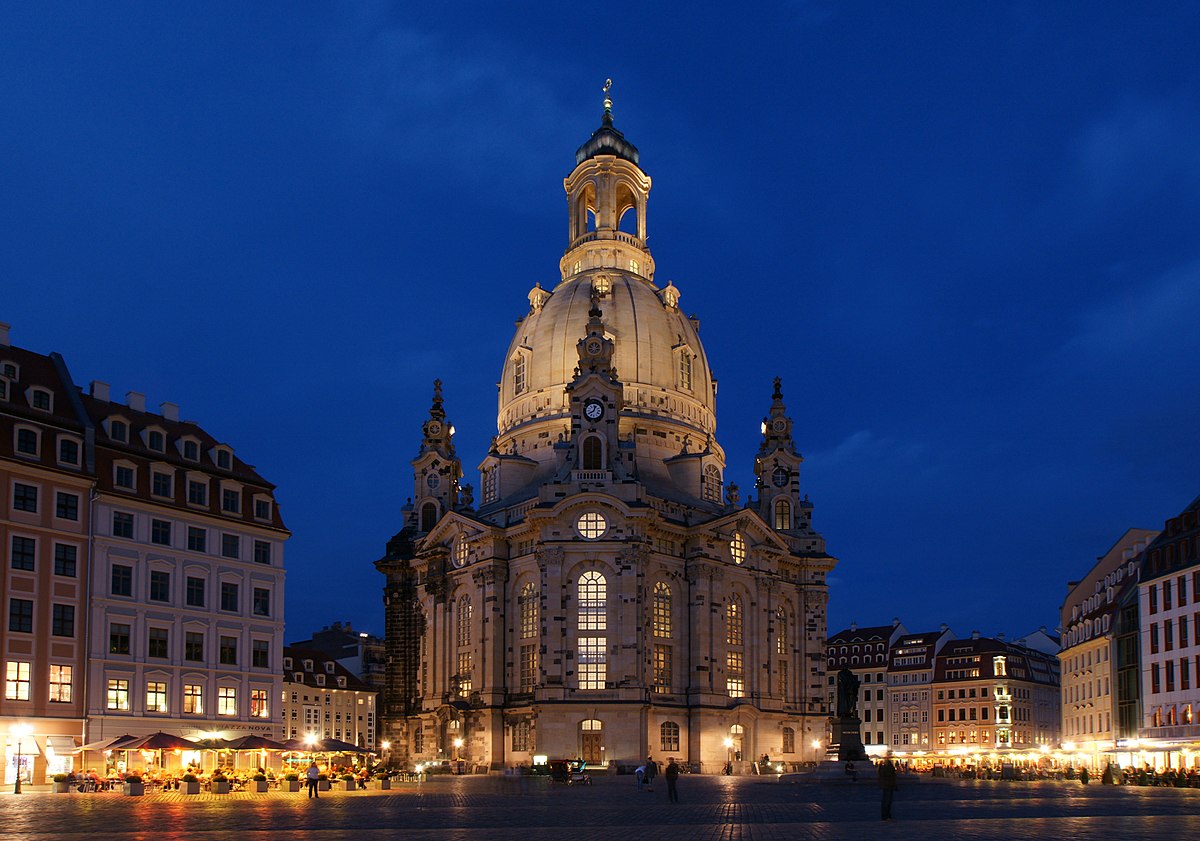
<box><xmin>306</xmin><ymin>760</ymin><xmax>321</xmax><ymax>799</ymax></box>
<box><xmin>878</xmin><ymin>757</ymin><xmax>898</xmax><ymax>821</ymax></box>
<box><xmin>665</xmin><ymin>758</ymin><xmax>680</xmax><ymax>803</ymax></box>
<box><xmin>645</xmin><ymin>757</ymin><xmax>658</xmax><ymax>791</ymax></box>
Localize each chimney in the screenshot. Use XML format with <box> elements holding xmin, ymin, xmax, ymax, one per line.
<box><xmin>892</xmin><ymin>617</ymin><xmax>901</xmax><ymax>627</ymax></box>
<box><xmin>90</xmin><ymin>381</ymin><xmax>111</xmax><ymax>402</ymax></box>
<box><xmin>971</xmin><ymin>630</ymin><xmax>980</xmax><ymax>640</ymax></box>
<box><xmin>126</xmin><ymin>391</ymin><xmax>145</xmax><ymax>413</ymax></box>
<box><xmin>940</xmin><ymin>623</ymin><xmax>948</xmax><ymax>633</ymax></box>
<box><xmin>159</xmin><ymin>401</ymin><xmax>179</xmax><ymax>422</ymax></box>
<box><xmin>0</xmin><ymin>322</ymin><xmax>10</xmax><ymax>346</ymax></box>
<box><xmin>850</xmin><ymin>622</ymin><xmax>857</xmax><ymax>631</ymax></box>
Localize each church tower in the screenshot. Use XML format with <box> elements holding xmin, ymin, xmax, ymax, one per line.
<box><xmin>378</xmin><ymin>87</ymin><xmax>837</xmax><ymax>774</ymax></box>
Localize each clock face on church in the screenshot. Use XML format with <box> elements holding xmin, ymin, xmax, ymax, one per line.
<box><xmin>583</xmin><ymin>399</ymin><xmax>604</xmax><ymax>421</ymax></box>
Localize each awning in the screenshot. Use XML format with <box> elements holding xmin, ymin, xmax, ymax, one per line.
<box><xmin>45</xmin><ymin>736</ymin><xmax>77</xmax><ymax>757</ymax></box>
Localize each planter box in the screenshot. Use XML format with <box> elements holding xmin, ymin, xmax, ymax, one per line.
<box><xmin>212</xmin><ymin>781</ymin><xmax>231</xmax><ymax>794</ymax></box>
<box><xmin>317</xmin><ymin>780</ymin><xmax>330</xmax><ymax>791</ymax></box>
<box><xmin>377</xmin><ymin>779</ymin><xmax>391</xmax><ymax>791</ymax></box>
<box><xmin>253</xmin><ymin>781</ymin><xmax>269</xmax><ymax>793</ymax></box>
<box><xmin>123</xmin><ymin>782</ymin><xmax>145</xmax><ymax>796</ymax></box>
<box><xmin>53</xmin><ymin>781</ymin><xmax>71</xmax><ymax>793</ymax></box>
<box><xmin>342</xmin><ymin>779</ymin><xmax>358</xmax><ymax>791</ymax></box>
<box><xmin>284</xmin><ymin>780</ymin><xmax>300</xmax><ymax>792</ymax></box>
<box><xmin>182</xmin><ymin>781</ymin><xmax>201</xmax><ymax>795</ymax></box>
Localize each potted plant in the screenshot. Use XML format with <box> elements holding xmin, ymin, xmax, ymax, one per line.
<box><xmin>252</xmin><ymin>773</ymin><xmax>269</xmax><ymax>793</ymax></box>
<box><xmin>283</xmin><ymin>772</ymin><xmax>300</xmax><ymax>793</ymax></box>
<box><xmin>52</xmin><ymin>774</ymin><xmax>72</xmax><ymax>793</ymax></box>
<box><xmin>342</xmin><ymin>773</ymin><xmax>358</xmax><ymax>791</ymax></box>
<box><xmin>211</xmin><ymin>772</ymin><xmax>230</xmax><ymax>794</ymax></box>
<box><xmin>316</xmin><ymin>773</ymin><xmax>330</xmax><ymax>792</ymax></box>
<box><xmin>181</xmin><ymin>773</ymin><xmax>201</xmax><ymax>795</ymax></box>
<box><xmin>376</xmin><ymin>772</ymin><xmax>392</xmax><ymax>791</ymax></box>
<box><xmin>123</xmin><ymin>774</ymin><xmax>145</xmax><ymax>796</ymax></box>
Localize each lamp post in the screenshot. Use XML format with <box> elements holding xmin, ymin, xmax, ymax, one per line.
<box><xmin>723</xmin><ymin>737</ymin><xmax>733</xmax><ymax>774</ymax></box>
<box><xmin>381</xmin><ymin>740</ymin><xmax>390</xmax><ymax>769</ymax></box>
<box><xmin>452</xmin><ymin>738</ymin><xmax>464</xmax><ymax>772</ymax></box>
<box><xmin>11</xmin><ymin>723</ymin><xmax>33</xmax><ymax>794</ymax></box>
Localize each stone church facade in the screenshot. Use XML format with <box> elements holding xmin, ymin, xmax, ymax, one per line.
<box><xmin>377</xmin><ymin>100</ymin><xmax>837</xmax><ymax>772</ymax></box>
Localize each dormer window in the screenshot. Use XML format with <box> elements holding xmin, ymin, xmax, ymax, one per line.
<box><xmin>324</xmin><ymin>661</ymin><xmax>335</xmax><ymax>673</ymax></box>
<box><xmin>316</xmin><ymin>674</ymin><xmax>325</xmax><ymax>686</ymax></box>
<box><xmin>283</xmin><ymin>657</ymin><xmax>293</xmax><ymax>670</ymax></box>
<box><xmin>109</xmin><ymin>419</ymin><xmax>128</xmax><ymax>443</ymax></box>
<box><xmin>294</xmin><ymin>672</ymin><xmax>304</xmax><ymax>682</ymax></box>
<box><xmin>146</xmin><ymin>429</ymin><xmax>166</xmax><ymax>452</ymax></box>
<box><xmin>58</xmin><ymin>437</ymin><xmax>80</xmax><ymax>466</ymax></box>
<box><xmin>253</xmin><ymin>496</ymin><xmax>272</xmax><ymax>521</ymax></box>
<box><xmin>675</xmin><ymin>346</ymin><xmax>693</xmax><ymax>391</ymax></box>
<box><xmin>15</xmin><ymin>426</ymin><xmax>39</xmax><ymax>457</ymax></box>
<box><xmin>512</xmin><ymin>353</ymin><xmax>527</xmax><ymax>396</ymax></box>
<box><xmin>0</xmin><ymin>377</ymin><xmax>8</xmax><ymax>400</ymax></box>
<box><xmin>1</xmin><ymin>361</ymin><xmax>16</xmax><ymax>378</ymax></box>
<box><xmin>337</xmin><ymin>676</ymin><xmax>347</xmax><ymax>688</ymax></box>
<box><xmin>29</xmin><ymin>388</ymin><xmax>52</xmax><ymax>411</ymax></box>
<box><xmin>303</xmin><ymin>660</ymin><xmax>313</xmax><ymax>671</ymax></box>
<box><xmin>215</xmin><ymin>448</ymin><xmax>232</xmax><ymax>470</ymax></box>
<box><xmin>181</xmin><ymin>439</ymin><xmax>199</xmax><ymax>461</ymax></box>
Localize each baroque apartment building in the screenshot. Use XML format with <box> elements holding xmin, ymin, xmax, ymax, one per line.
<box><xmin>931</xmin><ymin>633</ymin><xmax>1060</xmax><ymax>753</ymax></box>
<box><xmin>377</xmin><ymin>101</ymin><xmax>837</xmax><ymax>772</ymax></box>
<box><xmin>1058</xmin><ymin>528</ymin><xmax>1157</xmax><ymax>767</ymax></box>
<box><xmin>886</xmin><ymin>627</ymin><xmax>954</xmax><ymax>754</ymax></box>
<box><xmin>0</xmin><ymin>324</ymin><xmax>289</xmax><ymax>782</ymax></box>
<box><xmin>1137</xmin><ymin>495</ymin><xmax>1200</xmax><ymax>759</ymax></box>
<box><xmin>282</xmin><ymin>646</ymin><xmax>377</xmax><ymax>747</ymax></box>
<box><xmin>826</xmin><ymin>620</ymin><xmax>906</xmax><ymax>753</ymax></box>
<box><xmin>1</xmin><ymin>325</ymin><xmax>93</xmax><ymax>784</ymax></box>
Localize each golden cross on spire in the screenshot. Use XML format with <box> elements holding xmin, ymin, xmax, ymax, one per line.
<box><xmin>603</xmin><ymin>78</ymin><xmax>613</xmax><ymax>113</ymax></box>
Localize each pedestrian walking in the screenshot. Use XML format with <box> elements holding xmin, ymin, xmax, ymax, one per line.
<box><xmin>665</xmin><ymin>758</ymin><xmax>680</xmax><ymax>803</ymax></box>
<box><xmin>645</xmin><ymin>756</ymin><xmax>658</xmax><ymax>791</ymax></box>
<box><xmin>306</xmin><ymin>760</ymin><xmax>321</xmax><ymax>799</ymax></box>
<box><xmin>878</xmin><ymin>757</ymin><xmax>898</xmax><ymax>821</ymax></box>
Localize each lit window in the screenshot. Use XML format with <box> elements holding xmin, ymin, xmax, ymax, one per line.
<box><xmin>577</xmin><ymin>511</ymin><xmax>607</xmax><ymax>539</ymax></box>
<box><xmin>726</xmin><ymin>651</ymin><xmax>745</xmax><ymax>697</ymax></box>
<box><xmin>218</xmin><ymin>686</ymin><xmax>237</xmax><ymax>716</ymax></box>
<box><xmin>6</xmin><ymin>661</ymin><xmax>31</xmax><ymax>700</ymax></box>
<box><xmin>251</xmin><ymin>688</ymin><xmax>269</xmax><ymax>718</ymax></box>
<box><xmin>774</xmin><ymin>498</ymin><xmax>791</xmax><ymax>530</ymax></box>
<box><xmin>520</xmin><ymin>644</ymin><xmax>538</xmax><ymax>692</ymax></box>
<box><xmin>106</xmin><ymin>677</ymin><xmax>130</xmax><ymax>710</ymax></box>
<box><xmin>727</xmin><ymin>595</ymin><xmax>744</xmax><ymax>645</ymax></box>
<box><xmin>519</xmin><ymin>583</ymin><xmax>538</xmax><ymax>639</ymax></box>
<box><xmin>652</xmin><ymin>583</ymin><xmax>672</xmax><ymax>637</ymax></box>
<box><xmin>456</xmin><ymin>595</ymin><xmax>472</xmax><ymax>647</ymax></box>
<box><xmin>183</xmin><ymin>684</ymin><xmax>203</xmax><ymax>714</ymax></box>
<box><xmin>578</xmin><ymin>637</ymin><xmax>606</xmax><ymax>689</ymax></box>
<box><xmin>454</xmin><ymin>538</ymin><xmax>469</xmax><ymax>567</ymax></box>
<box><xmin>578</xmin><ymin>571</ymin><xmax>607</xmax><ymax>631</ymax></box>
<box><xmin>653</xmin><ymin>644</ymin><xmax>672</xmax><ymax>692</ymax></box>
<box><xmin>730</xmin><ymin>532</ymin><xmax>746</xmax><ymax>565</ymax></box>
<box><xmin>146</xmin><ymin>681</ymin><xmax>168</xmax><ymax>712</ymax></box>
<box><xmin>49</xmin><ymin>665</ymin><xmax>72</xmax><ymax>702</ymax></box>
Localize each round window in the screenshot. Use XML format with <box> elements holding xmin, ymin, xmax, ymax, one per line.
<box><xmin>577</xmin><ymin>511</ymin><xmax>608</xmax><ymax>540</ymax></box>
<box><xmin>426</xmin><ymin>474</ymin><xmax>441</xmax><ymax>490</ymax></box>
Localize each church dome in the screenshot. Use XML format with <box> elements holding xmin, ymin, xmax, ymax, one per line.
<box><xmin>497</xmin><ymin>270</ymin><xmax>716</xmax><ymax>441</ymax></box>
<box><xmin>495</xmin><ymin>108</ymin><xmax>720</xmax><ymax>466</ymax></box>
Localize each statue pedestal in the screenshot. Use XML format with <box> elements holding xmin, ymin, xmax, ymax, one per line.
<box><xmin>830</xmin><ymin>716</ymin><xmax>869</xmax><ymax>762</ymax></box>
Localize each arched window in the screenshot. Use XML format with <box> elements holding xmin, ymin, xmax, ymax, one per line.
<box><xmin>454</xmin><ymin>537</ymin><xmax>469</xmax><ymax>567</ymax></box>
<box><xmin>652</xmin><ymin>583</ymin><xmax>671</xmax><ymax>637</ymax></box>
<box><xmin>513</xmin><ymin>354</ymin><xmax>527</xmax><ymax>395</ymax></box>
<box><xmin>702</xmin><ymin>464</ymin><xmax>721</xmax><ymax>502</ymax></box>
<box><xmin>578</xmin><ymin>571</ymin><xmax>607</xmax><ymax>631</ymax></box>
<box><xmin>456</xmin><ymin>596</ymin><xmax>472</xmax><ymax>647</ymax></box>
<box><xmin>581</xmin><ymin>718</ymin><xmax>603</xmax><ymax>731</ymax></box>
<box><xmin>420</xmin><ymin>502</ymin><xmax>437</xmax><ymax>532</ymax></box>
<box><xmin>726</xmin><ymin>595</ymin><xmax>743</xmax><ymax>645</ymax></box>
<box><xmin>782</xmin><ymin>726</ymin><xmax>795</xmax><ymax>754</ymax></box>
<box><xmin>578</xmin><ymin>573</ymin><xmax>607</xmax><ymax>690</ymax></box>
<box><xmin>660</xmin><ymin>721</ymin><xmax>680</xmax><ymax>752</ymax></box>
<box><xmin>519</xmin><ymin>582</ymin><xmax>538</xmax><ymax>639</ymax></box>
<box><xmin>677</xmin><ymin>349</ymin><xmax>693</xmax><ymax>390</ymax></box>
<box><xmin>774</xmin><ymin>498</ymin><xmax>791</xmax><ymax>530</ymax></box>
<box><xmin>582</xmin><ymin>436</ymin><xmax>603</xmax><ymax>470</ymax></box>
<box><xmin>775</xmin><ymin>608</ymin><xmax>787</xmax><ymax>655</ymax></box>
<box><xmin>512</xmin><ymin>719</ymin><xmax>531</xmax><ymax>752</ymax></box>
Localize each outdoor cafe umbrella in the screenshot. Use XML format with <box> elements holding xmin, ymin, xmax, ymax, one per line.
<box><xmin>74</xmin><ymin>734</ymin><xmax>140</xmax><ymax>772</ymax></box>
<box><xmin>224</xmin><ymin>734</ymin><xmax>289</xmax><ymax>771</ymax></box>
<box><xmin>123</xmin><ymin>732</ymin><xmax>202</xmax><ymax>772</ymax></box>
<box><xmin>315</xmin><ymin>737</ymin><xmax>372</xmax><ymax>755</ymax></box>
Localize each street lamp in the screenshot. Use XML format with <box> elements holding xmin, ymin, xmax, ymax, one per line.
<box><xmin>723</xmin><ymin>737</ymin><xmax>734</xmax><ymax>774</ymax></box>
<box><xmin>11</xmin><ymin>723</ymin><xmax>33</xmax><ymax>794</ymax></box>
<box><xmin>381</xmin><ymin>740</ymin><xmax>390</xmax><ymax>769</ymax></box>
<box><xmin>452</xmin><ymin>737</ymin><xmax>463</xmax><ymax>761</ymax></box>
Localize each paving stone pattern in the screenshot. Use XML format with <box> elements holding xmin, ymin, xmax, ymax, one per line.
<box><xmin>3</xmin><ymin>775</ymin><xmax>1199</xmax><ymax>841</ymax></box>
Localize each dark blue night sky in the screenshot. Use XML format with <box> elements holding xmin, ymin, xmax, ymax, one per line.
<box><xmin>3</xmin><ymin>3</ymin><xmax>1198</xmax><ymax>642</ymax></box>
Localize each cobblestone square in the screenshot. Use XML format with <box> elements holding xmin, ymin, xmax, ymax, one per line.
<box><xmin>3</xmin><ymin>775</ymin><xmax>1199</xmax><ymax>841</ymax></box>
